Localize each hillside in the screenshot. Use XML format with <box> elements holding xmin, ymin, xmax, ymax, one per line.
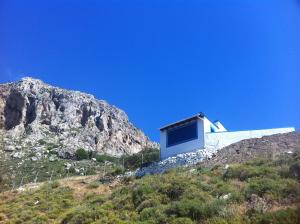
<box><xmin>0</xmin><ymin>77</ymin><xmax>157</xmax><ymax>159</ymax></box>
<box><xmin>201</xmin><ymin>132</ymin><xmax>300</xmax><ymax>168</ymax></box>
<box><xmin>136</xmin><ymin>132</ymin><xmax>300</xmax><ymax>176</ymax></box>
<box><xmin>0</xmin><ymin>133</ymin><xmax>299</xmax><ymax>223</ymax></box>
<box><xmin>0</xmin><ymin>149</ymin><xmax>299</xmax><ymax>224</ymax></box>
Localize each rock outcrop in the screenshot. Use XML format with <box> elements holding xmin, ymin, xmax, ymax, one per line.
<box><xmin>0</xmin><ymin>77</ymin><xmax>157</xmax><ymax>158</ymax></box>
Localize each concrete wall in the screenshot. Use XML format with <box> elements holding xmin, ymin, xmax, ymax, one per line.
<box><xmin>160</xmin><ymin>119</ymin><xmax>205</xmax><ymax>159</ymax></box>
<box><xmin>204</xmin><ymin>127</ymin><xmax>295</xmax><ymax>150</ymax></box>
<box><xmin>203</xmin><ymin>117</ymin><xmax>225</xmax><ymax>133</ymax></box>
<box><xmin>203</xmin><ymin>117</ymin><xmax>212</xmax><ymax>133</ymax></box>
<box><xmin>214</xmin><ymin>121</ymin><xmax>227</xmax><ymax>132</ymax></box>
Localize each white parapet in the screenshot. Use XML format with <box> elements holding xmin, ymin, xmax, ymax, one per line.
<box><xmin>204</xmin><ymin>127</ymin><xmax>295</xmax><ymax>150</ymax></box>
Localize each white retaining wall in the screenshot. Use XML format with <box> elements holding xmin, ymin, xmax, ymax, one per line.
<box><xmin>204</xmin><ymin>127</ymin><xmax>295</xmax><ymax>150</ymax></box>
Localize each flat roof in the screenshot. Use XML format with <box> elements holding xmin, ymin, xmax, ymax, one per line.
<box><xmin>159</xmin><ymin>112</ymin><xmax>205</xmax><ymax>131</ymax></box>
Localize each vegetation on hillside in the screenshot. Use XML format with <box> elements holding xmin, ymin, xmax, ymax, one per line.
<box><xmin>0</xmin><ymin>150</ymin><xmax>299</xmax><ymax>224</ymax></box>
<box><xmin>95</xmin><ymin>148</ymin><xmax>160</xmax><ymax>170</ymax></box>
<box><xmin>0</xmin><ymin>148</ymin><xmax>159</xmax><ymax>192</ymax></box>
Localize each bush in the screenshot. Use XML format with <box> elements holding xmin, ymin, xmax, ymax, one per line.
<box><xmin>132</xmin><ymin>185</ymin><xmax>155</xmax><ymax>208</ymax></box>
<box><xmin>38</xmin><ymin>139</ymin><xmax>47</xmax><ymax>145</ymax></box>
<box><xmin>245</xmin><ymin>178</ymin><xmax>281</xmax><ymax>199</ymax></box>
<box><xmin>208</xmin><ymin>177</ymin><xmax>235</xmax><ymax>198</ymax></box>
<box><xmin>121</xmin><ymin>148</ymin><xmax>160</xmax><ymax>170</ymax></box>
<box><xmin>94</xmin><ymin>148</ymin><xmax>159</xmax><ymax>171</ymax></box>
<box><xmin>50</xmin><ymin>181</ymin><xmax>60</xmax><ymax>189</ymax></box>
<box><xmin>289</xmin><ymin>160</ymin><xmax>300</xmax><ymax>180</ymax></box>
<box><xmin>61</xmin><ymin>206</ymin><xmax>104</xmax><ymax>224</ymax></box>
<box><xmin>160</xmin><ymin>181</ymin><xmax>186</xmax><ymax>200</ymax></box>
<box><xmin>86</xmin><ymin>182</ymin><xmax>100</xmax><ymax>189</ymax></box>
<box><xmin>169</xmin><ymin>217</ymin><xmax>194</xmax><ymax>224</ymax></box>
<box><xmin>166</xmin><ymin>199</ymin><xmax>226</xmax><ymax>221</ymax></box>
<box><xmin>95</xmin><ymin>154</ymin><xmax>118</xmax><ymax>163</ymax></box>
<box><xmin>140</xmin><ymin>207</ymin><xmax>168</xmax><ymax>223</ymax></box>
<box><xmin>111</xmin><ymin>167</ymin><xmax>124</xmax><ymax>176</ymax></box>
<box><xmin>223</xmin><ymin>164</ymin><xmax>277</xmax><ymax>181</ymax></box>
<box><xmin>250</xmin><ymin>208</ymin><xmax>300</xmax><ymax>224</ymax></box>
<box><xmin>75</xmin><ymin>148</ymin><xmax>89</xmax><ymax>160</ymax></box>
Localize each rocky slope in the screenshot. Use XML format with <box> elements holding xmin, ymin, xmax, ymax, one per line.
<box><xmin>201</xmin><ymin>131</ymin><xmax>300</xmax><ymax>168</ymax></box>
<box><xmin>0</xmin><ymin>77</ymin><xmax>157</xmax><ymax>159</ymax></box>
<box><xmin>136</xmin><ymin>132</ymin><xmax>300</xmax><ymax>176</ymax></box>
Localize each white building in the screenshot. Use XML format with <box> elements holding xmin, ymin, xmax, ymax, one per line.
<box><xmin>159</xmin><ymin>113</ymin><xmax>295</xmax><ymax>160</ymax></box>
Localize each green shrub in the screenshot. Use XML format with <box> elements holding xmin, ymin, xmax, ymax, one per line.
<box><xmin>136</xmin><ymin>199</ymin><xmax>157</xmax><ymax>213</ymax></box>
<box><xmin>208</xmin><ymin>177</ymin><xmax>235</xmax><ymax>198</ymax></box>
<box><xmin>121</xmin><ymin>148</ymin><xmax>160</xmax><ymax>170</ymax></box>
<box><xmin>38</xmin><ymin>139</ymin><xmax>47</xmax><ymax>145</ymax></box>
<box><xmin>245</xmin><ymin>176</ymin><xmax>300</xmax><ymax>200</ymax></box>
<box><xmin>111</xmin><ymin>167</ymin><xmax>124</xmax><ymax>176</ymax></box>
<box><xmin>75</xmin><ymin>148</ymin><xmax>89</xmax><ymax>160</ymax></box>
<box><xmin>86</xmin><ymin>182</ymin><xmax>100</xmax><ymax>189</ymax></box>
<box><xmin>161</xmin><ymin>182</ymin><xmax>186</xmax><ymax>200</ymax></box>
<box><xmin>46</xmin><ymin>143</ymin><xmax>59</xmax><ymax>151</ymax></box>
<box><xmin>140</xmin><ymin>207</ymin><xmax>168</xmax><ymax>223</ymax></box>
<box><xmin>169</xmin><ymin>217</ymin><xmax>194</xmax><ymax>224</ymax></box>
<box><xmin>289</xmin><ymin>160</ymin><xmax>300</xmax><ymax>180</ymax></box>
<box><xmin>250</xmin><ymin>208</ymin><xmax>300</xmax><ymax>224</ymax></box>
<box><xmin>94</xmin><ymin>148</ymin><xmax>159</xmax><ymax>171</ymax></box>
<box><xmin>50</xmin><ymin>180</ymin><xmax>60</xmax><ymax>189</ymax></box>
<box><xmin>61</xmin><ymin>206</ymin><xmax>104</xmax><ymax>224</ymax></box>
<box><xmin>95</xmin><ymin>154</ymin><xmax>118</xmax><ymax>163</ymax></box>
<box><xmin>132</xmin><ymin>185</ymin><xmax>155</xmax><ymax>208</ymax></box>
<box><xmin>166</xmin><ymin>199</ymin><xmax>226</xmax><ymax>221</ymax></box>
<box><xmin>223</xmin><ymin>164</ymin><xmax>277</xmax><ymax>181</ymax></box>
<box><xmin>245</xmin><ymin>178</ymin><xmax>281</xmax><ymax>199</ymax></box>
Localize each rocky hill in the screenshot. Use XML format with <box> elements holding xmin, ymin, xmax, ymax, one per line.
<box><xmin>202</xmin><ymin>131</ymin><xmax>300</xmax><ymax>168</ymax></box>
<box><xmin>136</xmin><ymin>132</ymin><xmax>300</xmax><ymax>176</ymax></box>
<box><xmin>0</xmin><ymin>77</ymin><xmax>157</xmax><ymax>159</ymax></box>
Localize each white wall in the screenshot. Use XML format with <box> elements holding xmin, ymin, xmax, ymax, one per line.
<box><xmin>160</xmin><ymin>119</ymin><xmax>205</xmax><ymax>159</ymax></box>
<box><xmin>205</xmin><ymin>127</ymin><xmax>295</xmax><ymax>150</ymax></box>
<box><xmin>203</xmin><ymin>117</ymin><xmax>226</xmax><ymax>133</ymax></box>
<box><xmin>203</xmin><ymin>117</ymin><xmax>212</xmax><ymax>133</ymax></box>
<box><xmin>214</xmin><ymin>121</ymin><xmax>227</xmax><ymax>132</ymax></box>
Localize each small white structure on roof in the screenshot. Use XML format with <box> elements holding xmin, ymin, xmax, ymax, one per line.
<box><xmin>159</xmin><ymin>113</ymin><xmax>295</xmax><ymax>160</ymax></box>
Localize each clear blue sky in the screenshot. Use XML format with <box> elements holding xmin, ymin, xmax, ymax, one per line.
<box><xmin>0</xmin><ymin>0</ymin><xmax>299</xmax><ymax>141</ymax></box>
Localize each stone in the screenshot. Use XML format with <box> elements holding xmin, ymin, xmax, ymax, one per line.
<box><xmin>31</xmin><ymin>156</ymin><xmax>38</xmax><ymax>161</ymax></box>
<box><xmin>4</xmin><ymin>145</ymin><xmax>15</xmax><ymax>152</ymax></box>
<box><xmin>0</xmin><ymin>77</ymin><xmax>158</xmax><ymax>158</ymax></box>
<box><xmin>11</xmin><ymin>152</ymin><xmax>24</xmax><ymax>159</ymax></box>
<box><xmin>49</xmin><ymin>155</ymin><xmax>57</xmax><ymax>162</ymax></box>
<box><xmin>221</xmin><ymin>193</ymin><xmax>231</xmax><ymax>200</ymax></box>
<box><xmin>247</xmin><ymin>194</ymin><xmax>271</xmax><ymax>213</ymax></box>
<box><xmin>135</xmin><ymin>148</ymin><xmax>213</xmax><ymax>177</ymax></box>
<box><xmin>64</xmin><ymin>163</ymin><xmax>72</xmax><ymax>170</ymax></box>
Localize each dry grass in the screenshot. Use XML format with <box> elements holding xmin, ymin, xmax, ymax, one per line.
<box><xmin>58</xmin><ymin>175</ymin><xmax>112</xmax><ymax>199</ymax></box>
<box><xmin>0</xmin><ymin>174</ymin><xmax>118</xmax><ymax>201</ymax></box>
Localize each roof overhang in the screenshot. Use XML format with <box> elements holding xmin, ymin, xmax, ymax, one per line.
<box><xmin>159</xmin><ymin>112</ymin><xmax>205</xmax><ymax>131</ymax></box>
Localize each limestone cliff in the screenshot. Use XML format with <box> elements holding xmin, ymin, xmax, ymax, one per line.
<box><xmin>0</xmin><ymin>77</ymin><xmax>157</xmax><ymax>158</ymax></box>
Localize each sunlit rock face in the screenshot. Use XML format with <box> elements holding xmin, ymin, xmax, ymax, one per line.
<box><xmin>0</xmin><ymin>77</ymin><xmax>157</xmax><ymax>158</ymax></box>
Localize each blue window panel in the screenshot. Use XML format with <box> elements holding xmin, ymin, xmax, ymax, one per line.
<box><xmin>167</xmin><ymin>121</ymin><xmax>198</xmax><ymax>147</ymax></box>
